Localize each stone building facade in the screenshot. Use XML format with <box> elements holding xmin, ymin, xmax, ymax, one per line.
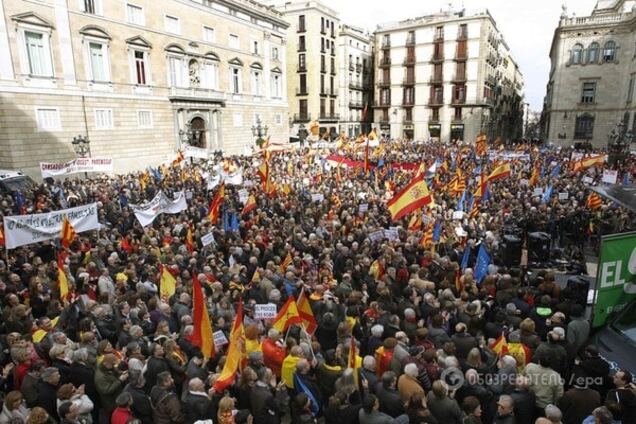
<box><xmin>373</xmin><ymin>8</ymin><xmax>524</xmax><ymax>143</ymax></box>
<box><xmin>544</xmin><ymin>0</ymin><xmax>636</xmax><ymax>147</ymax></box>
<box><xmin>0</xmin><ymin>0</ymin><xmax>289</xmax><ymax>177</ymax></box>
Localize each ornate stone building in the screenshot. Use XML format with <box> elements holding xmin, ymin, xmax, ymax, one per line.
<box><xmin>0</xmin><ymin>0</ymin><xmax>289</xmax><ymax>176</ymax></box>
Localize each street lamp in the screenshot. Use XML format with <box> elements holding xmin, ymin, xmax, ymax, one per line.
<box><xmin>297</xmin><ymin>123</ymin><xmax>308</xmax><ymax>148</ymax></box>
<box><xmin>71</xmin><ymin>135</ymin><xmax>91</xmax><ymax>158</ymax></box>
<box><xmin>607</xmin><ymin>121</ymin><xmax>633</xmax><ymax>167</ymax></box>
<box><xmin>251</xmin><ymin>117</ymin><xmax>269</xmax><ymax>148</ymax></box>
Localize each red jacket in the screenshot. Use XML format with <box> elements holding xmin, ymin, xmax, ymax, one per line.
<box><xmin>111</xmin><ymin>407</ymin><xmax>135</xmax><ymax>424</ymax></box>
<box><xmin>261</xmin><ymin>338</ymin><xmax>286</xmax><ymax>378</ymax></box>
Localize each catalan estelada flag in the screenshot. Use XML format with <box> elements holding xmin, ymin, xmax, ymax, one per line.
<box><xmin>574</xmin><ymin>154</ymin><xmax>605</xmax><ymax>172</ymax></box>
<box><xmin>272</xmin><ymin>296</ymin><xmax>302</xmax><ymax>332</ymax></box>
<box><xmin>487</xmin><ymin>162</ymin><xmax>512</xmax><ymax>182</ymax></box>
<box><xmin>208</xmin><ymin>183</ymin><xmax>225</xmax><ymax>224</ymax></box>
<box><xmin>297</xmin><ymin>289</ymin><xmax>317</xmax><ymax>335</ymax></box>
<box><xmin>191</xmin><ymin>274</ymin><xmax>215</xmax><ymax>359</ymax></box>
<box><xmin>60</xmin><ymin>217</ymin><xmax>76</xmax><ymax>249</ymax></box>
<box><xmin>159</xmin><ymin>264</ymin><xmax>177</xmax><ymax>300</ymax></box>
<box><xmin>587</xmin><ymin>192</ymin><xmax>603</xmax><ymax>209</ymax></box>
<box><xmin>387</xmin><ymin>175</ymin><xmax>432</xmax><ymax>222</ymax></box>
<box><xmin>57</xmin><ymin>253</ymin><xmax>69</xmax><ymax>301</ymax></box>
<box><xmin>213</xmin><ymin>302</ymin><xmax>245</xmax><ymax>393</ymax></box>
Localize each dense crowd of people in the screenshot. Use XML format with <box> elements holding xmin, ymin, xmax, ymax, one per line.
<box><xmin>0</xmin><ymin>139</ymin><xmax>634</xmax><ymax>424</ymax></box>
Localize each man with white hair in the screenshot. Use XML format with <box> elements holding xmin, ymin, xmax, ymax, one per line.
<box><xmin>544</xmin><ymin>404</ymin><xmax>563</xmax><ymax>424</ymax></box>
<box><xmin>183</xmin><ymin>377</ymin><xmax>213</xmax><ymax>423</ymax></box>
<box><xmin>361</xmin><ymin>356</ymin><xmax>378</xmax><ymax>392</ymax></box>
<box><xmin>397</xmin><ymin>362</ymin><xmax>424</xmax><ymax>403</ymax></box>
<box><xmin>492</xmin><ymin>355</ymin><xmax>518</xmax><ymax>395</ymax></box>
<box><xmin>495</xmin><ymin>394</ymin><xmax>515</xmax><ymax>424</ymax></box>
<box><xmin>367</xmin><ymin>324</ymin><xmax>384</xmax><ymax>355</ymax></box>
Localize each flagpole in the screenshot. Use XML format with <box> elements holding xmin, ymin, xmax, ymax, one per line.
<box><xmin>299</xmin><ymin>323</ymin><xmax>316</xmax><ymax>360</ymax></box>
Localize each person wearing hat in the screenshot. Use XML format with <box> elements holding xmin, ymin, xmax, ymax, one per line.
<box><xmin>111</xmin><ymin>392</ymin><xmax>136</xmax><ymax>424</ymax></box>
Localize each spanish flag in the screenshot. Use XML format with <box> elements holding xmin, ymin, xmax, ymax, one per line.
<box><xmin>172</xmin><ymin>149</ymin><xmax>185</xmax><ymax>167</ymax></box>
<box><xmin>490</xmin><ymin>332</ymin><xmax>509</xmax><ymax>357</ymax></box>
<box><xmin>369</xmin><ymin>259</ymin><xmax>384</xmax><ymax>280</ymax></box>
<box><xmin>0</xmin><ymin>226</ymin><xmax>5</xmax><ymax>247</ymax></box>
<box><xmin>279</xmin><ymin>252</ymin><xmax>293</xmax><ymax>273</ymax></box>
<box><xmin>185</xmin><ymin>225</ymin><xmax>194</xmax><ymax>254</ymax></box>
<box><xmin>281</xmin><ymin>183</ymin><xmax>292</xmax><ymax>196</ymax></box>
<box><xmin>208</xmin><ymin>183</ymin><xmax>225</xmax><ymax>224</ymax></box>
<box><xmin>258</xmin><ymin>161</ymin><xmax>269</xmax><ymax>184</ymax></box>
<box><xmin>191</xmin><ymin>274</ymin><xmax>215</xmax><ymax>359</ymax></box>
<box><xmin>57</xmin><ymin>253</ymin><xmax>69</xmax><ymax>301</ymax></box>
<box><xmin>60</xmin><ymin>217</ymin><xmax>76</xmax><ymax>249</ymax></box>
<box><xmin>348</xmin><ymin>336</ymin><xmax>362</xmax><ymax>384</ymax></box>
<box><xmin>387</xmin><ymin>175</ymin><xmax>432</xmax><ymax>221</ymax></box>
<box><xmin>297</xmin><ymin>289</ymin><xmax>318</xmax><ymax>335</ymax></box>
<box><xmin>213</xmin><ymin>302</ymin><xmax>245</xmax><ymax>393</ymax></box>
<box><xmin>272</xmin><ymin>296</ymin><xmax>302</xmax><ymax>332</ymax></box>
<box><xmin>242</xmin><ymin>195</ymin><xmax>257</xmax><ymax>216</ymax></box>
<box><xmin>587</xmin><ymin>192</ymin><xmax>603</xmax><ymax>209</ymax></box>
<box><xmin>574</xmin><ymin>155</ymin><xmax>605</xmax><ymax>172</ymax></box>
<box><xmin>487</xmin><ymin>162</ymin><xmax>512</xmax><ymax>182</ymax></box>
<box><xmin>159</xmin><ymin>264</ymin><xmax>177</xmax><ymax>300</ymax></box>
<box><xmin>368</xmin><ymin>128</ymin><xmax>378</xmax><ymax>141</ymax></box>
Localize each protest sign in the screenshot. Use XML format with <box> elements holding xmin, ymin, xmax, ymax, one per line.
<box><xmin>254</xmin><ymin>304</ymin><xmax>277</xmax><ymax>319</ymax></box>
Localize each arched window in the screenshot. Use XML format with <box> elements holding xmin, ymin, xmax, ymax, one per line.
<box><xmin>572</xmin><ymin>44</ymin><xmax>583</xmax><ymax>64</ymax></box>
<box><xmin>603</xmin><ymin>41</ymin><xmax>616</xmax><ymax>62</ymax></box>
<box><xmin>587</xmin><ymin>42</ymin><xmax>599</xmax><ymax>63</ymax></box>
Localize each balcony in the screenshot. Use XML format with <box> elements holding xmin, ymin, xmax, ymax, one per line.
<box><xmin>403</xmin><ymin>117</ymin><xmax>413</xmax><ymax>124</ymax></box>
<box><xmin>297</xmin><ymin>25</ymin><xmax>306</xmax><ymax>33</ymax></box>
<box><xmin>434</xmin><ymin>33</ymin><xmax>444</xmax><ymax>41</ymax></box>
<box><xmin>296</xmin><ymin>87</ymin><xmax>308</xmax><ymax>96</ymax></box>
<box><xmin>379</xmin><ymin>118</ymin><xmax>390</xmax><ymax>125</ymax></box>
<box><xmin>429</xmin><ymin>96</ymin><xmax>444</xmax><ymax>106</ymax></box>
<box><xmin>349</xmin><ymin>101</ymin><xmax>364</xmax><ymax>109</ymax></box>
<box><xmin>381</xmin><ymin>40</ymin><xmax>391</xmax><ymax>49</ymax></box>
<box><xmin>297</xmin><ymin>45</ymin><xmax>306</xmax><ymax>52</ymax></box>
<box><xmin>430</xmin><ymin>54</ymin><xmax>444</xmax><ymax>63</ymax></box>
<box><xmin>405</xmin><ymin>37</ymin><xmax>416</xmax><ymax>46</ymax></box>
<box><xmin>293</xmin><ymin>113</ymin><xmax>311</xmax><ymax>122</ymax></box>
<box><xmin>297</xmin><ymin>64</ymin><xmax>307</xmax><ymax>72</ymax></box>
<box><xmin>402</xmin><ymin>77</ymin><xmax>415</xmax><ymax>86</ymax></box>
<box><xmin>451</xmin><ymin>96</ymin><xmax>466</xmax><ymax>105</ymax></box>
<box><xmin>169</xmin><ymin>87</ymin><xmax>226</xmax><ymax>103</ymax></box>
<box><xmin>402</xmin><ymin>98</ymin><xmax>415</xmax><ymax>106</ymax></box>
<box><xmin>329</xmin><ymin>88</ymin><xmax>339</xmax><ymax>97</ymax></box>
<box><xmin>454</xmin><ymin>51</ymin><xmax>468</xmax><ymax>61</ymax></box>
<box><xmin>378</xmin><ymin>80</ymin><xmax>391</xmax><ymax>88</ymax></box>
<box><xmin>319</xmin><ymin>113</ymin><xmax>340</xmax><ymax>121</ymax></box>
<box><xmin>457</xmin><ymin>30</ymin><xmax>467</xmax><ymax>40</ymax></box>
<box><xmin>451</xmin><ymin>74</ymin><xmax>467</xmax><ymax>83</ymax></box>
<box><xmin>321</xmin><ymin>27</ymin><xmax>327</xmax><ymax>35</ymax></box>
<box><xmin>379</xmin><ymin>57</ymin><xmax>391</xmax><ymax>68</ymax></box>
<box><xmin>349</xmin><ymin>63</ymin><xmax>355</xmax><ymax>71</ymax></box>
<box><xmin>349</xmin><ymin>81</ymin><xmax>364</xmax><ymax>91</ymax></box>
<box><xmin>377</xmin><ymin>98</ymin><xmax>391</xmax><ymax>107</ymax></box>
<box><xmin>429</xmin><ymin>74</ymin><xmax>443</xmax><ymax>84</ymax></box>
<box><xmin>403</xmin><ymin>56</ymin><xmax>416</xmax><ymax>66</ymax></box>
<box><xmin>356</xmin><ymin>64</ymin><xmax>362</xmax><ymax>73</ymax></box>
<box><xmin>482</xmin><ymin>97</ymin><xmax>495</xmax><ymax>107</ymax></box>
<box><xmin>320</xmin><ymin>90</ymin><xmax>329</xmax><ymax>97</ymax></box>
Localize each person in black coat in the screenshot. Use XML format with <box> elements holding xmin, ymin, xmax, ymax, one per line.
<box><xmin>37</xmin><ymin>367</ymin><xmax>61</xmax><ymax>422</ymax></box>
<box><xmin>509</xmin><ymin>376</ymin><xmax>536</xmax><ymax>424</ymax></box>
<box><xmin>144</xmin><ymin>342</ymin><xmax>170</xmax><ymax>393</ymax></box>
<box><xmin>183</xmin><ymin>377</ymin><xmax>213</xmax><ymax>424</ymax></box>
<box><xmin>375</xmin><ymin>371</ymin><xmax>405</xmax><ymax>418</ymax></box>
<box><xmin>68</xmin><ymin>349</ymin><xmax>99</xmax><ymax>423</ymax></box>
<box><xmin>124</xmin><ymin>372</ymin><xmax>153</xmax><ymax>424</ymax></box>
<box><xmin>250</xmin><ymin>367</ymin><xmax>287</xmax><ymax>424</ymax></box>
<box><xmin>451</xmin><ymin>323</ymin><xmax>479</xmax><ymax>360</ymax></box>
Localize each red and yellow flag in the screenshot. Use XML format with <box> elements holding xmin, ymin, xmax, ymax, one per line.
<box><xmin>213</xmin><ymin>302</ymin><xmax>245</xmax><ymax>393</ymax></box>
<box><xmin>475</xmin><ymin>134</ymin><xmax>487</xmax><ymax>156</ymax></box>
<box><xmin>491</xmin><ymin>332</ymin><xmax>509</xmax><ymax>357</ymax></box>
<box><xmin>279</xmin><ymin>252</ymin><xmax>293</xmax><ymax>273</ymax></box>
<box><xmin>191</xmin><ymin>274</ymin><xmax>215</xmax><ymax>359</ymax></box>
<box><xmin>208</xmin><ymin>183</ymin><xmax>225</xmax><ymax>224</ymax></box>
<box><xmin>368</xmin><ymin>128</ymin><xmax>378</xmax><ymax>141</ymax></box>
<box><xmin>57</xmin><ymin>253</ymin><xmax>69</xmax><ymax>301</ymax></box>
<box><xmin>159</xmin><ymin>264</ymin><xmax>177</xmax><ymax>300</ymax></box>
<box><xmin>185</xmin><ymin>225</ymin><xmax>194</xmax><ymax>254</ymax></box>
<box><xmin>0</xmin><ymin>226</ymin><xmax>4</xmax><ymax>247</ymax></box>
<box><xmin>348</xmin><ymin>336</ymin><xmax>361</xmax><ymax>384</ymax></box>
<box><xmin>297</xmin><ymin>289</ymin><xmax>318</xmax><ymax>335</ymax></box>
<box><xmin>587</xmin><ymin>192</ymin><xmax>603</xmax><ymax>209</ymax></box>
<box><xmin>455</xmin><ymin>270</ymin><xmax>463</xmax><ymax>293</ymax></box>
<box><xmin>387</xmin><ymin>175</ymin><xmax>432</xmax><ymax>222</ymax></box>
<box><xmin>241</xmin><ymin>195</ymin><xmax>257</xmax><ymax>216</ymax></box>
<box><xmin>172</xmin><ymin>149</ymin><xmax>185</xmax><ymax>167</ymax></box>
<box><xmin>529</xmin><ymin>163</ymin><xmax>540</xmax><ymax>187</ymax></box>
<box><xmin>272</xmin><ymin>296</ymin><xmax>302</xmax><ymax>332</ymax></box>
<box><xmin>408</xmin><ymin>213</ymin><xmax>423</xmax><ymax>231</ymax></box>
<box><xmin>574</xmin><ymin>155</ymin><xmax>605</xmax><ymax>172</ymax></box>
<box><xmin>419</xmin><ymin>224</ymin><xmax>433</xmax><ymax>248</ymax></box>
<box><xmin>487</xmin><ymin>162</ymin><xmax>512</xmax><ymax>182</ymax></box>
<box><xmin>60</xmin><ymin>217</ymin><xmax>76</xmax><ymax>249</ymax></box>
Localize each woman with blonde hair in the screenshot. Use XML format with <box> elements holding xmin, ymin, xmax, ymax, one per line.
<box><xmin>217</xmin><ymin>396</ymin><xmax>236</xmax><ymax>424</ymax></box>
<box><xmin>25</xmin><ymin>407</ymin><xmax>49</xmax><ymax>424</ymax></box>
<box><xmin>0</xmin><ymin>390</ymin><xmax>30</xmax><ymax>423</ymax></box>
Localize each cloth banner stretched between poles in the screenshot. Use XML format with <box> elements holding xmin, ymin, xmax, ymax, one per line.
<box><xmin>129</xmin><ymin>191</ymin><xmax>187</xmax><ymax>227</ymax></box>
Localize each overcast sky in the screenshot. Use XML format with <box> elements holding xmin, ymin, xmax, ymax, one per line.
<box><xmin>319</xmin><ymin>0</ymin><xmax>600</xmax><ymax>111</ymax></box>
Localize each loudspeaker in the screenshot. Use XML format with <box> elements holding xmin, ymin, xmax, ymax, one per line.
<box><xmin>529</xmin><ymin>232</ymin><xmax>550</xmax><ymax>263</ymax></box>
<box><xmin>500</xmin><ymin>234</ymin><xmax>521</xmax><ymax>268</ymax></box>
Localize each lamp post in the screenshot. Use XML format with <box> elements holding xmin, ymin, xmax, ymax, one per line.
<box><xmin>607</xmin><ymin>121</ymin><xmax>633</xmax><ymax>167</ymax></box>
<box><xmin>298</xmin><ymin>123</ymin><xmax>308</xmax><ymax>148</ymax></box>
<box><xmin>251</xmin><ymin>117</ymin><xmax>269</xmax><ymax>148</ymax></box>
<box><xmin>71</xmin><ymin>135</ymin><xmax>91</xmax><ymax>158</ymax></box>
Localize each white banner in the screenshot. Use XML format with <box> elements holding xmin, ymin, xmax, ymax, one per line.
<box><xmin>184</xmin><ymin>145</ymin><xmax>209</xmax><ymax>159</ymax></box>
<box><xmin>201</xmin><ymin>232</ymin><xmax>216</xmax><ymax>247</ymax></box>
<box><xmin>3</xmin><ymin>203</ymin><xmax>100</xmax><ymax>249</ymax></box>
<box><xmin>238</xmin><ymin>189</ymin><xmax>249</xmax><ymax>204</ymax></box>
<box><xmin>130</xmin><ymin>191</ymin><xmax>187</xmax><ymax>227</ymax></box>
<box><xmin>220</xmin><ymin>170</ymin><xmax>243</xmax><ymax>185</ymax></box>
<box><xmin>254</xmin><ymin>304</ymin><xmax>277</xmax><ymax>319</ymax></box>
<box><xmin>213</xmin><ymin>330</ymin><xmax>229</xmax><ymax>348</ymax></box>
<box><xmin>40</xmin><ymin>158</ymin><xmax>113</xmax><ymax>178</ymax></box>
<box><xmin>602</xmin><ymin>170</ymin><xmax>618</xmax><ymax>185</ymax></box>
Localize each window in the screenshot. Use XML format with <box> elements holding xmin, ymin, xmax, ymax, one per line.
<box><xmin>251</xmin><ymin>70</ymin><xmax>261</xmax><ymax>95</ymax></box>
<box><xmin>138</xmin><ymin>110</ymin><xmax>153</xmax><ymax>128</ymax></box>
<box><xmin>431</xmin><ymin>108</ymin><xmax>440</xmax><ymax>121</ymax></box>
<box><xmin>603</xmin><ymin>41</ymin><xmax>616</xmax><ymax>62</ymax></box>
<box><xmin>407</xmin><ymin>30</ymin><xmax>415</xmax><ymax>45</ymax></box>
<box><xmin>321</xmin><ymin>55</ymin><xmax>325</xmax><ymax>72</ymax></box>
<box><xmin>126</xmin><ymin>3</ymin><xmax>144</xmax><ymax>25</ymax></box>
<box><xmin>271</xmin><ymin>47</ymin><xmax>279</xmax><ymax>60</ymax></box>
<box><xmin>435</xmin><ymin>26</ymin><xmax>444</xmax><ymax>40</ymax></box>
<box><xmin>587</xmin><ymin>42</ymin><xmax>599</xmax><ymax>63</ymax></box>
<box><xmin>35</xmin><ymin>108</ymin><xmax>61</xmax><ymax>131</ymax></box>
<box><xmin>81</xmin><ymin>0</ymin><xmax>102</xmax><ymax>15</ymax></box>
<box><xmin>581</xmin><ymin>82</ymin><xmax>596</xmax><ymax>103</ymax></box>
<box><xmin>88</xmin><ymin>41</ymin><xmax>109</xmax><ymax>82</ymax></box>
<box><xmin>23</xmin><ymin>31</ymin><xmax>53</xmax><ymax>77</ymax></box>
<box><xmin>168</xmin><ymin>56</ymin><xmax>185</xmax><ymax>87</ymax></box>
<box><xmin>330</xmin><ymin>99</ymin><xmax>335</xmax><ymax>114</ymax></box>
<box><xmin>229</xmin><ymin>34</ymin><xmax>240</xmax><ymax>49</ymax></box>
<box><xmin>252</xmin><ymin>40</ymin><xmax>259</xmax><ymax>55</ymax></box>
<box><xmin>133</xmin><ymin>50</ymin><xmax>148</xmax><ymax>85</ymax></box>
<box><xmin>299</xmin><ymin>74</ymin><xmax>307</xmax><ymax>93</ymax></box>
<box><xmin>94</xmin><ymin>108</ymin><xmax>113</xmax><ymax>129</ymax></box>
<box><xmin>405</xmin><ymin>108</ymin><xmax>413</xmax><ymax>122</ymax></box>
<box><xmin>458</xmin><ymin>24</ymin><xmax>468</xmax><ymax>38</ymax></box>
<box><xmin>201</xmin><ymin>60</ymin><xmax>218</xmax><ymax>89</ymax></box>
<box><xmin>299</xmin><ymin>99</ymin><xmax>308</xmax><ymax>117</ymax></box>
<box><xmin>320</xmin><ymin>98</ymin><xmax>326</xmax><ymax>116</ymax></box>
<box><xmin>233</xmin><ymin>113</ymin><xmax>242</xmax><ymax>127</ymax></box>
<box><xmin>382</xmin><ymin>34</ymin><xmax>390</xmax><ymax>47</ymax></box>
<box><xmin>298</xmin><ymin>36</ymin><xmax>306</xmax><ymax>51</ymax></box>
<box><xmin>271</xmin><ymin>73</ymin><xmax>281</xmax><ymax>98</ymax></box>
<box><xmin>165</xmin><ymin>16</ymin><xmax>180</xmax><ymax>34</ymax></box>
<box><xmin>203</xmin><ymin>26</ymin><xmax>215</xmax><ymax>43</ymax></box>
<box><xmin>574</xmin><ymin>114</ymin><xmax>594</xmax><ymax>139</ymax></box>
<box><xmin>380</xmin><ymin>88</ymin><xmax>390</xmax><ymax>105</ymax></box>
<box><xmin>298</xmin><ymin>53</ymin><xmax>306</xmax><ymax>70</ymax></box>
<box><xmin>571</xmin><ymin>44</ymin><xmax>583</xmax><ymax>64</ymax></box>
<box><xmin>454</xmin><ymin>107</ymin><xmax>462</xmax><ymax>120</ymax></box>
<box><xmin>320</xmin><ymin>75</ymin><xmax>325</xmax><ymax>93</ymax></box>
<box><xmin>275</xmin><ymin>113</ymin><xmax>282</xmax><ymax>125</ymax></box>
<box><xmin>331</xmin><ymin>57</ymin><xmax>335</xmax><ymax>73</ymax></box>
<box><xmin>298</xmin><ymin>15</ymin><xmax>305</xmax><ymax>32</ymax></box>
<box><xmin>231</xmin><ymin>67</ymin><xmax>241</xmax><ymax>93</ymax></box>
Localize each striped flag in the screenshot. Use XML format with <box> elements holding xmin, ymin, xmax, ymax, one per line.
<box><xmin>172</xmin><ymin>149</ymin><xmax>185</xmax><ymax>166</ymax></box>
<box><xmin>60</xmin><ymin>217</ymin><xmax>76</xmax><ymax>249</ymax></box>
<box><xmin>487</xmin><ymin>162</ymin><xmax>512</xmax><ymax>182</ymax></box>
<box><xmin>208</xmin><ymin>183</ymin><xmax>225</xmax><ymax>224</ymax></box>
<box><xmin>191</xmin><ymin>274</ymin><xmax>215</xmax><ymax>359</ymax></box>
<box><xmin>587</xmin><ymin>192</ymin><xmax>603</xmax><ymax>209</ymax></box>
<box><xmin>408</xmin><ymin>213</ymin><xmax>423</xmax><ymax>231</ymax></box>
<box><xmin>57</xmin><ymin>252</ymin><xmax>69</xmax><ymax>301</ymax></box>
<box><xmin>213</xmin><ymin>302</ymin><xmax>245</xmax><ymax>393</ymax></box>
<box><xmin>297</xmin><ymin>289</ymin><xmax>318</xmax><ymax>335</ymax></box>
<box><xmin>475</xmin><ymin>134</ymin><xmax>487</xmax><ymax>156</ymax></box>
<box><xmin>272</xmin><ymin>296</ymin><xmax>302</xmax><ymax>332</ymax></box>
<box><xmin>185</xmin><ymin>225</ymin><xmax>194</xmax><ymax>254</ymax></box>
<box><xmin>387</xmin><ymin>175</ymin><xmax>432</xmax><ymax>221</ymax></box>
<box><xmin>241</xmin><ymin>195</ymin><xmax>257</xmax><ymax>216</ymax></box>
<box><xmin>159</xmin><ymin>264</ymin><xmax>177</xmax><ymax>300</ymax></box>
<box><xmin>490</xmin><ymin>332</ymin><xmax>509</xmax><ymax>357</ymax></box>
<box><xmin>280</xmin><ymin>252</ymin><xmax>293</xmax><ymax>273</ymax></box>
<box><xmin>419</xmin><ymin>224</ymin><xmax>433</xmax><ymax>248</ymax></box>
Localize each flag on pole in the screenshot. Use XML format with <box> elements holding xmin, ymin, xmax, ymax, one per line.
<box><xmin>293</xmin><ymin>373</ymin><xmax>321</xmax><ymax>417</ymax></box>
<box><xmin>159</xmin><ymin>264</ymin><xmax>177</xmax><ymax>299</ymax></box>
<box><xmin>573</xmin><ymin>155</ymin><xmax>605</xmax><ymax>172</ymax></box>
<box><xmin>208</xmin><ymin>183</ymin><xmax>225</xmax><ymax>224</ymax></box>
<box><xmin>57</xmin><ymin>253</ymin><xmax>69</xmax><ymax>301</ymax></box>
<box><xmin>475</xmin><ymin>134</ymin><xmax>487</xmax><ymax>156</ymax></box>
<box><xmin>487</xmin><ymin>162</ymin><xmax>512</xmax><ymax>182</ymax></box>
<box><xmin>272</xmin><ymin>296</ymin><xmax>302</xmax><ymax>332</ymax></box>
<box><xmin>461</xmin><ymin>247</ymin><xmax>471</xmax><ymax>270</ymax></box>
<box><xmin>191</xmin><ymin>274</ymin><xmax>215</xmax><ymax>359</ymax></box>
<box><xmin>541</xmin><ymin>185</ymin><xmax>553</xmax><ymax>204</ymax></box>
<box><xmin>408</xmin><ymin>214</ymin><xmax>423</xmax><ymax>231</ymax></box>
<box><xmin>473</xmin><ymin>244</ymin><xmax>491</xmax><ymax>283</ymax></box>
<box><xmin>387</xmin><ymin>175</ymin><xmax>432</xmax><ymax>221</ymax></box>
<box><xmin>551</xmin><ymin>164</ymin><xmax>562</xmax><ymax>177</ymax></box>
<box><xmin>297</xmin><ymin>289</ymin><xmax>318</xmax><ymax>335</ymax></box>
<box><xmin>241</xmin><ymin>195</ymin><xmax>257</xmax><ymax>216</ymax></box>
<box><xmin>587</xmin><ymin>192</ymin><xmax>603</xmax><ymax>209</ymax></box>
<box><xmin>171</xmin><ymin>149</ymin><xmax>185</xmax><ymax>166</ymax></box>
<box><xmin>185</xmin><ymin>225</ymin><xmax>194</xmax><ymax>254</ymax></box>
<box><xmin>432</xmin><ymin>222</ymin><xmax>442</xmax><ymax>242</ymax></box>
<box><xmin>279</xmin><ymin>252</ymin><xmax>293</xmax><ymax>273</ymax></box>
<box><xmin>213</xmin><ymin>302</ymin><xmax>245</xmax><ymax>393</ymax></box>
<box><xmin>60</xmin><ymin>217</ymin><xmax>77</xmax><ymax>249</ymax></box>
<box><xmin>419</xmin><ymin>224</ymin><xmax>433</xmax><ymax>248</ymax></box>
<box><xmin>490</xmin><ymin>332</ymin><xmax>509</xmax><ymax>357</ymax></box>
<box><xmin>348</xmin><ymin>336</ymin><xmax>361</xmax><ymax>385</ymax></box>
